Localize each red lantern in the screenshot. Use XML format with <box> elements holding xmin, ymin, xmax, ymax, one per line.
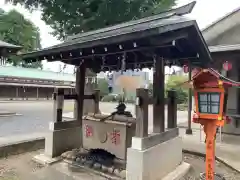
<box><xmin>183</xmin><ymin>65</ymin><xmax>189</xmax><ymax>73</ymax></box>
<box><xmin>223</xmin><ymin>61</ymin><xmax>232</xmax><ymax>71</ymax></box>
<box><xmin>192</xmin><ymin>68</ymin><xmax>201</xmax><ymax>77</ymax></box>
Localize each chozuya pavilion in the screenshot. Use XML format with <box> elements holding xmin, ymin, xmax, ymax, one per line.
<box><xmin>20</xmin><ymin>2</ymin><xmax>212</xmax><ymax>180</ymax></box>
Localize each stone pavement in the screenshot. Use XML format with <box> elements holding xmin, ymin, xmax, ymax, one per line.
<box><xmin>179</xmin><ymin>127</ymin><xmax>240</xmax><ymax>172</ymax></box>
<box><xmin>0</xmin><ymin>132</ymin><xmax>45</xmax><ymax>146</ymax></box>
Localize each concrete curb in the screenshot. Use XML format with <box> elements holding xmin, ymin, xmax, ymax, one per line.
<box><xmin>182</xmin><ymin>149</ymin><xmax>240</xmax><ymax>173</ymax></box>
<box><xmin>162</xmin><ymin>162</ymin><xmax>191</xmax><ymax>180</ymax></box>
<box><xmin>0</xmin><ymin>137</ymin><xmax>45</xmax><ymax>158</ymax></box>
<box><xmin>0</xmin><ymin>113</ymin><xmax>22</xmax><ymax>117</ymax></box>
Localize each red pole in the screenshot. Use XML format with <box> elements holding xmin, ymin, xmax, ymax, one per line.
<box><xmin>204</xmin><ymin>121</ymin><xmax>217</xmax><ymax>180</ymax></box>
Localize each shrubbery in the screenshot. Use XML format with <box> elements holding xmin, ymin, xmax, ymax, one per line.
<box><xmin>165</xmin><ymin>75</ymin><xmax>188</xmax><ymax>104</ymax></box>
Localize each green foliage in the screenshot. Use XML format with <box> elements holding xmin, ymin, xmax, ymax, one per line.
<box><xmin>165</xmin><ymin>75</ymin><xmax>188</xmax><ymax>104</ymax></box>
<box><xmin>101</xmin><ymin>94</ymin><xmax>120</xmax><ymax>102</ymax></box>
<box><xmin>0</xmin><ymin>8</ymin><xmax>42</xmax><ymax>68</ymax></box>
<box><xmin>97</xmin><ymin>78</ymin><xmax>109</xmax><ymax>98</ymax></box>
<box><xmin>6</xmin><ymin>0</ymin><xmax>176</xmax><ymax>40</ymax></box>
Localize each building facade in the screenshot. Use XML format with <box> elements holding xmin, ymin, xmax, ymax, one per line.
<box><xmin>201</xmin><ymin>7</ymin><xmax>240</xmax><ymax>134</ymax></box>
<box><xmin>0</xmin><ymin>66</ymin><xmax>76</xmax><ymax>100</ymax></box>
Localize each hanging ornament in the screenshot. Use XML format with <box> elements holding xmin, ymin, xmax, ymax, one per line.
<box><xmin>223</xmin><ymin>61</ymin><xmax>232</xmax><ymax>71</ymax></box>
<box><xmin>101</xmin><ymin>56</ymin><xmax>106</xmax><ymax>71</ymax></box>
<box><xmin>192</xmin><ymin>68</ymin><xmax>201</xmax><ymax>77</ymax></box>
<box><xmin>183</xmin><ymin>64</ymin><xmax>189</xmax><ymax>73</ymax></box>
<box><xmin>91</xmin><ymin>77</ymin><xmax>95</xmax><ymax>83</ymax></box>
<box><xmin>153</xmin><ymin>55</ymin><xmax>156</xmax><ymax>73</ymax></box>
<box><xmin>121</xmin><ymin>53</ymin><xmax>126</xmax><ymax>74</ymax></box>
<box><xmin>172</xmin><ymin>67</ymin><xmax>176</xmax><ymax>75</ymax></box>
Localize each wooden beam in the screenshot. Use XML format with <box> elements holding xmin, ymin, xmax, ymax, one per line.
<box><xmin>48</xmin><ymin>43</ymin><xmax>175</xmax><ymax>62</ymax></box>
<box><xmin>135</xmin><ymin>88</ymin><xmax>149</xmax><ymax>138</ymax></box>
<box><xmin>53</xmin><ymin>88</ymin><xmax>64</xmax><ymax>122</ymax></box>
<box><xmin>149</xmin><ymin>31</ymin><xmax>188</xmax><ymax>46</ymax></box>
<box><xmin>74</xmin><ymin>63</ymin><xmax>86</xmax><ymax>122</ymax></box>
<box><xmin>153</xmin><ymin>56</ymin><xmax>165</xmax><ymax>133</ymax></box>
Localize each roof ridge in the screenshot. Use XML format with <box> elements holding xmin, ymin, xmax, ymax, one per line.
<box><xmin>0</xmin><ymin>65</ymin><xmax>74</xmax><ymax>76</ymax></box>
<box><xmin>202</xmin><ymin>6</ymin><xmax>240</xmax><ymax>32</ymax></box>
<box><xmin>66</xmin><ymin>1</ymin><xmax>196</xmax><ymax>42</ymax></box>
<box><xmin>209</xmin><ymin>44</ymin><xmax>240</xmax><ymax>48</ymax></box>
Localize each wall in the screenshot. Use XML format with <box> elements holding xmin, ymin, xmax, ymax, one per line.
<box><xmin>210</xmin><ymin>56</ymin><xmax>240</xmax><ymax>134</ymax></box>
<box><xmin>202</xmin><ymin>12</ymin><xmax>240</xmax><ymax>135</ymax></box>
<box><xmin>208</xmin><ymin>24</ymin><xmax>240</xmax><ymax>46</ymax></box>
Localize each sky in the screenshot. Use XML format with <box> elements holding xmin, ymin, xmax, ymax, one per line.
<box><xmin>0</xmin><ymin>0</ymin><xmax>239</xmax><ymax>77</ymax></box>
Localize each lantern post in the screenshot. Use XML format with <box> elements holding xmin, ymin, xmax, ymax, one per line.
<box><xmin>190</xmin><ymin>69</ymin><xmax>232</xmax><ymax>180</ymax></box>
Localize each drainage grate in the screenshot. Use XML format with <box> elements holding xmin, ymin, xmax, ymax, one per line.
<box><xmin>200</xmin><ymin>172</ymin><xmax>226</xmax><ymax>180</ymax></box>
<box><xmin>62</xmin><ymin>148</ymin><xmax>126</xmax><ymax>179</ymax></box>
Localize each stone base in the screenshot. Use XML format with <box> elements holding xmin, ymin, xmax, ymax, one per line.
<box><xmin>33</xmin><ymin>153</ymin><xmax>62</xmax><ymax>165</ymax></box>
<box><xmin>185</xmin><ymin>128</ymin><xmax>193</xmax><ymax>135</ymax></box>
<box><xmin>126</xmin><ymin>136</ymin><xmax>182</xmax><ymax>180</ymax></box>
<box><xmin>45</xmin><ymin>121</ymin><xmax>82</xmax><ymax>158</ymax></box>
<box><xmin>162</xmin><ymin>162</ymin><xmax>191</xmax><ymax>180</ymax></box>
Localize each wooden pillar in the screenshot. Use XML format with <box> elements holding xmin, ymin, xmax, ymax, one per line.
<box><xmin>153</xmin><ymin>57</ymin><xmax>165</xmax><ymax>133</ymax></box>
<box><xmin>74</xmin><ymin>64</ymin><xmax>86</xmax><ymax>121</ymax></box>
<box><xmin>135</xmin><ymin>88</ymin><xmax>149</xmax><ymax>137</ymax></box>
<box><xmin>23</xmin><ymin>86</ymin><xmax>25</xmax><ymax>100</ymax></box>
<box><xmin>167</xmin><ymin>90</ymin><xmax>177</xmax><ymax>129</ymax></box>
<box><xmin>236</xmin><ymin>61</ymin><xmax>240</xmax><ymax>127</ymax></box>
<box><xmin>186</xmin><ymin>64</ymin><xmax>193</xmax><ymax>134</ymax></box>
<box><xmin>16</xmin><ymin>87</ymin><xmax>18</xmax><ymax>100</ymax></box>
<box><xmin>37</xmin><ymin>87</ymin><xmax>39</xmax><ymax>100</ymax></box>
<box><xmin>94</xmin><ymin>89</ymin><xmax>100</xmax><ymax>114</ymax></box>
<box><xmin>53</xmin><ymin>88</ymin><xmax>64</xmax><ymax>122</ymax></box>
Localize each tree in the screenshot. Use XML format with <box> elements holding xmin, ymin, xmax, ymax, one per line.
<box><xmin>97</xmin><ymin>78</ymin><xmax>109</xmax><ymax>98</ymax></box>
<box><xmin>165</xmin><ymin>75</ymin><xmax>188</xmax><ymax>104</ymax></box>
<box><xmin>0</xmin><ymin>8</ymin><xmax>42</xmax><ymax>68</ymax></box>
<box><xmin>6</xmin><ymin>0</ymin><xmax>176</xmax><ymax>40</ymax></box>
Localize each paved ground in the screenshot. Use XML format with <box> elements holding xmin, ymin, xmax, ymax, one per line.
<box><xmin>0</xmin><ymin>149</ymin><xmax>44</xmax><ymax>180</ymax></box>
<box><xmin>0</xmin><ymin>101</ymin><xmax>188</xmax><ymax>137</ymax></box>
<box><xmin>1</xmin><ymin>132</ymin><xmax>240</xmax><ymax>180</ymax></box>
<box><xmin>0</xmin><ymin>101</ymin><xmax>240</xmax><ymax>179</ymax></box>
<box><xmin>0</xmin><ymin>101</ymin><xmax>64</xmax><ymax>137</ymax></box>
<box><xmin>182</xmin><ymin>153</ymin><xmax>240</xmax><ymax>179</ymax></box>
<box><xmin>180</xmin><ymin>127</ymin><xmax>240</xmax><ymax>173</ymax></box>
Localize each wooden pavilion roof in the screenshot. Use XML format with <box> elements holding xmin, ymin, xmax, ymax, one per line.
<box><xmin>0</xmin><ymin>40</ymin><xmax>22</xmax><ymax>56</ymax></box>
<box><xmin>21</xmin><ymin>1</ymin><xmax>212</xmax><ymax>73</ymax></box>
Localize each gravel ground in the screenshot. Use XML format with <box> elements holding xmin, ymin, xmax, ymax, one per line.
<box><xmin>0</xmin><ymin>150</ymin><xmax>43</xmax><ymax>180</ymax></box>
<box><xmin>182</xmin><ymin>153</ymin><xmax>240</xmax><ymax>180</ymax></box>
<box><xmin>1</xmin><ymin>151</ymin><xmax>239</xmax><ymax>180</ymax></box>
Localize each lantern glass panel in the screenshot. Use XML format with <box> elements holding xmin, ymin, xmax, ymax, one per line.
<box><xmin>198</xmin><ymin>92</ymin><xmax>220</xmax><ymax>114</ymax></box>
